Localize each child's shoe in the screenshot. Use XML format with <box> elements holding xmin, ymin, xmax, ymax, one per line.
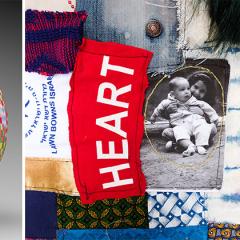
<box><xmin>182</xmin><ymin>145</ymin><xmax>196</xmax><ymax>157</ymax></box>
<box><xmin>196</xmin><ymin>146</ymin><xmax>207</xmax><ymax>155</ymax></box>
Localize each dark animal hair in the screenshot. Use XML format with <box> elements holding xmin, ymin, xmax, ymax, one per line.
<box><xmin>195</xmin><ymin>0</ymin><xmax>240</xmax><ymax>51</ymax></box>
<box><xmin>188</xmin><ymin>71</ymin><xmax>216</xmax><ymax>106</ymax></box>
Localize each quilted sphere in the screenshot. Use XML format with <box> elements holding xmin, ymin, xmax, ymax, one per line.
<box><xmin>0</xmin><ymin>90</ymin><xmax>8</xmax><ymax>160</ymax></box>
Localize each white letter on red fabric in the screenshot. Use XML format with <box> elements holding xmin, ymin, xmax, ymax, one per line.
<box><xmin>100</xmin><ymin>56</ymin><xmax>134</xmax><ymax>76</ymax></box>
<box><xmin>99</xmin><ymin>163</ymin><xmax>134</xmax><ymax>189</ymax></box>
<box><xmin>96</xmin><ymin>139</ymin><xmax>128</xmax><ymax>159</ymax></box>
<box><xmin>96</xmin><ymin>111</ymin><xmax>128</xmax><ymax>138</ymax></box>
<box><xmin>97</xmin><ymin>82</ymin><xmax>131</xmax><ymax>108</ymax></box>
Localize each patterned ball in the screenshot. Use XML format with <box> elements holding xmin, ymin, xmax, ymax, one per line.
<box><xmin>0</xmin><ymin>90</ymin><xmax>8</xmax><ymax>160</ymax></box>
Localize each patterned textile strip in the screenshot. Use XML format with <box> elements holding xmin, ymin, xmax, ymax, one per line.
<box><xmin>26</xmin><ymin>191</ymin><xmax>57</xmax><ymax>239</ymax></box>
<box><xmin>208</xmin><ymin>223</ymin><xmax>240</xmax><ymax>239</ymax></box>
<box><xmin>56</xmin><ymin>226</ymin><xmax>208</xmax><ymax>240</ymax></box>
<box><xmin>57</xmin><ymin>194</ymin><xmax>149</xmax><ymax>229</ymax></box>
<box><xmin>0</xmin><ymin>90</ymin><xmax>8</xmax><ymax>160</ymax></box>
<box><xmin>148</xmin><ymin>192</ymin><xmax>207</xmax><ymax>229</ymax></box>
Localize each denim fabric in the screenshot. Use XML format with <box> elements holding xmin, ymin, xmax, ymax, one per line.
<box><xmin>76</xmin><ymin>0</ymin><xmax>183</xmax><ymax>73</ymax></box>
<box><xmin>57</xmin><ymin>226</ymin><xmax>208</xmax><ymax>240</ymax></box>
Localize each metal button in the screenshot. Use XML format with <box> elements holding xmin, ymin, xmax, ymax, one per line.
<box><xmin>145</xmin><ymin>19</ymin><xmax>162</xmax><ymax>38</ymax></box>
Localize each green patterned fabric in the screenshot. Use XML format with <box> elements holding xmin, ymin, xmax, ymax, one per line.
<box><xmin>57</xmin><ymin>194</ymin><xmax>149</xmax><ymax>229</ymax></box>
<box><xmin>0</xmin><ymin>90</ymin><xmax>7</xmax><ymax>160</ymax></box>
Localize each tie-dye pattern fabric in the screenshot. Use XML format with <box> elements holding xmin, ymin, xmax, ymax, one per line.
<box><xmin>57</xmin><ymin>226</ymin><xmax>208</xmax><ymax>240</ymax></box>
<box><xmin>57</xmin><ymin>194</ymin><xmax>148</xmax><ymax>229</ymax></box>
<box><xmin>208</xmin><ymin>223</ymin><xmax>240</xmax><ymax>239</ymax></box>
<box><xmin>0</xmin><ymin>90</ymin><xmax>8</xmax><ymax>160</ymax></box>
<box><xmin>148</xmin><ymin>192</ymin><xmax>207</xmax><ymax>229</ymax></box>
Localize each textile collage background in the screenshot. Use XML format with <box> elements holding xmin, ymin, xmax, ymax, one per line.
<box><xmin>24</xmin><ymin>0</ymin><xmax>240</xmax><ymax>240</ymax></box>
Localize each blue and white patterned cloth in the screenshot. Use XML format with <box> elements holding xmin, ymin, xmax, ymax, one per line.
<box><xmin>148</xmin><ymin>192</ymin><xmax>207</xmax><ymax>228</ymax></box>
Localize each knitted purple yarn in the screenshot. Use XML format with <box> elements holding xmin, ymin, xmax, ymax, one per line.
<box><xmin>25</xmin><ymin>10</ymin><xmax>87</xmax><ymax>75</ymax></box>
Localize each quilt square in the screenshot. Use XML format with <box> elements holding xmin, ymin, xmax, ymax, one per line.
<box><xmin>57</xmin><ymin>194</ymin><xmax>149</xmax><ymax>229</ymax></box>
<box><xmin>148</xmin><ymin>192</ymin><xmax>207</xmax><ymax>228</ymax></box>
<box><xmin>208</xmin><ymin>223</ymin><xmax>240</xmax><ymax>239</ymax></box>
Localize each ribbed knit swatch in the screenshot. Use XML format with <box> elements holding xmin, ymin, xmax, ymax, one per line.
<box><xmin>25</xmin><ymin>10</ymin><xmax>87</xmax><ymax>75</ymax></box>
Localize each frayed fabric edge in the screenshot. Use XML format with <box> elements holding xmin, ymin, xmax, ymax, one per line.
<box><xmin>176</xmin><ymin>0</ymin><xmax>187</xmax><ymax>50</ymax></box>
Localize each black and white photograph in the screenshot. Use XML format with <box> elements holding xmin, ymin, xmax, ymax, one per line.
<box><xmin>141</xmin><ymin>59</ymin><xmax>230</xmax><ymax>190</ymax></box>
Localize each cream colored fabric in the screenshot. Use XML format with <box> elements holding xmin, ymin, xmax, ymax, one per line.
<box><xmin>178</xmin><ymin>0</ymin><xmax>210</xmax><ymax>49</ymax></box>
<box><xmin>24</xmin><ymin>72</ymin><xmax>71</xmax><ymax>159</ymax></box>
<box><xmin>25</xmin><ymin>0</ymin><xmax>76</xmax><ymax>12</ymax></box>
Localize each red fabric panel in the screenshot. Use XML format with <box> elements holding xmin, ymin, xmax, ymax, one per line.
<box><xmin>68</xmin><ymin>38</ymin><xmax>152</xmax><ymax>203</ymax></box>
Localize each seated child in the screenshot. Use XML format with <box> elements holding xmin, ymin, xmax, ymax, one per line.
<box><xmin>162</xmin><ymin>72</ymin><xmax>218</xmax><ymax>150</ymax></box>
<box><xmin>150</xmin><ymin>77</ymin><xmax>219</xmax><ymax>157</ymax></box>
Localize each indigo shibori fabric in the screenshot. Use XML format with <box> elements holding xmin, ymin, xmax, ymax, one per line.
<box><xmin>68</xmin><ymin>38</ymin><xmax>152</xmax><ymax>203</ymax></box>
<box><xmin>25</xmin><ymin>10</ymin><xmax>87</xmax><ymax>75</ymax></box>
<box><xmin>0</xmin><ymin>90</ymin><xmax>7</xmax><ymax>160</ymax></box>
<box><xmin>57</xmin><ymin>194</ymin><xmax>148</xmax><ymax>229</ymax></box>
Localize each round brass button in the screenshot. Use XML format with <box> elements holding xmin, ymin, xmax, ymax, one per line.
<box><xmin>145</xmin><ymin>19</ymin><xmax>162</xmax><ymax>38</ymax></box>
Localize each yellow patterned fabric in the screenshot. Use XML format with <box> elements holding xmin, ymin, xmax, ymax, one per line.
<box><xmin>0</xmin><ymin>90</ymin><xmax>7</xmax><ymax>160</ymax></box>
<box><xmin>57</xmin><ymin>194</ymin><xmax>149</xmax><ymax>229</ymax></box>
<box><xmin>208</xmin><ymin>223</ymin><xmax>240</xmax><ymax>239</ymax></box>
